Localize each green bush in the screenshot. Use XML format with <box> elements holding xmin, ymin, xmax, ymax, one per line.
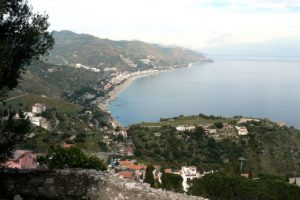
<box><xmin>188</xmin><ymin>173</ymin><xmax>300</xmax><ymax>200</ymax></box>
<box><xmin>144</xmin><ymin>165</ymin><xmax>155</xmax><ymax>187</ymax></box>
<box><xmin>38</xmin><ymin>146</ymin><xmax>106</xmax><ymax>171</ymax></box>
<box><xmin>161</xmin><ymin>171</ymin><xmax>183</xmax><ymax>192</ymax></box>
<box><xmin>214</xmin><ymin>122</ymin><xmax>224</xmax><ymax>129</ymax></box>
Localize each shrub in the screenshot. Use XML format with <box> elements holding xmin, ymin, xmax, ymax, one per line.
<box><xmin>161</xmin><ymin>171</ymin><xmax>183</xmax><ymax>192</ymax></box>
<box><xmin>189</xmin><ymin>173</ymin><xmax>300</xmax><ymax>200</ymax></box>
<box><xmin>214</xmin><ymin>122</ymin><xmax>224</xmax><ymax>129</ymax></box>
<box><xmin>38</xmin><ymin>146</ymin><xmax>106</xmax><ymax>171</ymax></box>
<box><xmin>144</xmin><ymin>165</ymin><xmax>155</xmax><ymax>187</ymax></box>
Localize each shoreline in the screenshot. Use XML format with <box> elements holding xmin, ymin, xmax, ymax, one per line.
<box><xmin>97</xmin><ymin>60</ymin><xmax>211</xmax><ymax>122</ymax></box>
<box><xmin>97</xmin><ymin>70</ymin><xmax>161</xmax><ymax>111</ymax></box>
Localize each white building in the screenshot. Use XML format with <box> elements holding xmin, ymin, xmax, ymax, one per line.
<box><xmin>185</xmin><ymin>125</ymin><xmax>196</xmax><ymax>131</ymax></box>
<box><xmin>32</xmin><ymin>103</ymin><xmax>46</xmax><ymax>114</ymax></box>
<box><xmin>30</xmin><ymin>117</ymin><xmax>43</xmax><ymax>126</ymax></box>
<box><xmin>289</xmin><ymin>177</ymin><xmax>300</xmax><ymax>186</ymax></box>
<box><xmin>40</xmin><ymin>117</ymin><xmax>51</xmax><ymax>130</ymax></box>
<box><xmin>180</xmin><ymin>166</ymin><xmax>201</xmax><ymax>192</ymax></box>
<box><xmin>176</xmin><ymin>125</ymin><xmax>186</xmax><ymax>131</ymax></box>
<box><xmin>235</xmin><ymin>126</ymin><xmax>248</xmax><ymax>135</ymax></box>
<box><xmin>104</xmin><ymin>67</ymin><xmax>117</xmax><ymax>72</ymax></box>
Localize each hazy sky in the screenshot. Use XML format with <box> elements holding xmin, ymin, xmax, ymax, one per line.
<box><xmin>29</xmin><ymin>0</ymin><xmax>300</xmax><ymax>51</ymax></box>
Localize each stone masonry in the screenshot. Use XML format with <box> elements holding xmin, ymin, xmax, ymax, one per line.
<box><xmin>0</xmin><ymin>169</ymin><xmax>208</xmax><ymax>200</ymax></box>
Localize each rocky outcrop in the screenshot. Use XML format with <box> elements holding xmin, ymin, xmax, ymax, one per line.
<box><xmin>0</xmin><ymin>169</ymin><xmax>207</xmax><ymax>200</ymax></box>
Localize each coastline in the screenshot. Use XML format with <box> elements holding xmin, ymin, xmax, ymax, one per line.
<box><xmin>97</xmin><ymin>70</ymin><xmax>161</xmax><ymax>111</ymax></box>
<box><xmin>97</xmin><ymin>60</ymin><xmax>210</xmax><ymax>114</ymax></box>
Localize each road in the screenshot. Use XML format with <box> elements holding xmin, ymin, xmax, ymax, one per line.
<box><xmin>4</xmin><ymin>94</ymin><xmax>28</xmax><ymax>102</ymax></box>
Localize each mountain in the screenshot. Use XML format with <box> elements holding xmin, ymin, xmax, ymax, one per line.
<box><xmin>44</xmin><ymin>30</ymin><xmax>206</xmax><ymax>70</ymax></box>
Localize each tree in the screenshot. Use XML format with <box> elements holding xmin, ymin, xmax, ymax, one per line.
<box><xmin>144</xmin><ymin>165</ymin><xmax>155</xmax><ymax>187</ymax></box>
<box><xmin>214</xmin><ymin>122</ymin><xmax>224</xmax><ymax>129</ymax></box>
<box><xmin>0</xmin><ymin>0</ymin><xmax>54</xmax><ymax>96</ymax></box>
<box><xmin>0</xmin><ymin>0</ymin><xmax>54</xmax><ymax>161</ymax></box>
<box><xmin>161</xmin><ymin>171</ymin><xmax>183</xmax><ymax>192</ymax></box>
<box><xmin>0</xmin><ymin>113</ymin><xmax>30</xmax><ymax>162</ymax></box>
<box><xmin>38</xmin><ymin>146</ymin><xmax>106</xmax><ymax>171</ymax></box>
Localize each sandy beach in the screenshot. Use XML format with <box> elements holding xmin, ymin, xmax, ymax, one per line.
<box><xmin>97</xmin><ymin>71</ymin><xmax>160</xmax><ymax>111</ymax></box>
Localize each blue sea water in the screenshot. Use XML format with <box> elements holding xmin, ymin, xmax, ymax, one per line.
<box><xmin>109</xmin><ymin>56</ymin><xmax>300</xmax><ymax>128</ymax></box>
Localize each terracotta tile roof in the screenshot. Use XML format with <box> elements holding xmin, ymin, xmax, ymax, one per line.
<box><xmin>165</xmin><ymin>169</ymin><xmax>172</xmax><ymax>173</ymax></box>
<box><xmin>63</xmin><ymin>143</ymin><xmax>75</xmax><ymax>148</ymax></box>
<box><xmin>119</xmin><ymin>171</ymin><xmax>132</xmax><ymax>178</ymax></box>
<box><xmin>119</xmin><ymin>160</ymin><xmax>132</xmax><ymax>165</ymax></box>
<box><xmin>126</xmin><ymin>165</ymin><xmax>143</xmax><ymax>170</ymax></box>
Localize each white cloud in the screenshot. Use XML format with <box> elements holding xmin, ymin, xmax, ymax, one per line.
<box><xmin>28</xmin><ymin>0</ymin><xmax>300</xmax><ymax>50</ymax></box>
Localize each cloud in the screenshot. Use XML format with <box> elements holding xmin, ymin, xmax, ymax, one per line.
<box><xmin>28</xmin><ymin>0</ymin><xmax>300</xmax><ymax>51</ymax></box>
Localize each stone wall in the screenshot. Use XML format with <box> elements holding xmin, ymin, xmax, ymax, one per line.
<box><xmin>0</xmin><ymin>169</ymin><xmax>207</xmax><ymax>200</ymax></box>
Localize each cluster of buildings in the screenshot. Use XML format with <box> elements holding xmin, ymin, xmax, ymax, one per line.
<box><xmin>102</xmin><ymin>129</ymin><xmax>135</xmax><ymax>156</ymax></box>
<box><xmin>203</xmin><ymin>124</ymin><xmax>238</xmax><ymax>140</ymax></box>
<box><xmin>114</xmin><ymin>160</ymin><xmax>146</xmax><ymax>181</ymax></box>
<box><xmin>176</xmin><ymin>125</ymin><xmax>196</xmax><ymax>132</ymax></box>
<box><xmin>15</xmin><ymin>103</ymin><xmax>51</xmax><ymax>130</ymax></box>
<box><xmin>103</xmin><ymin>69</ymin><xmax>158</xmax><ymax>92</ymax></box>
<box><xmin>74</xmin><ymin>63</ymin><xmax>100</xmax><ymax>72</ymax></box>
<box><xmin>175</xmin><ymin>123</ymin><xmax>249</xmax><ymax>140</ymax></box>
<box><xmin>111</xmin><ymin>160</ymin><xmax>215</xmax><ymax>192</ymax></box>
<box><xmin>1</xmin><ymin>150</ymin><xmax>38</xmax><ymax>169</ymax></box>
<box><xmin>119</xmin><ymin>55</ymin><xmax>137</xmax><ymax>68</ymax></box>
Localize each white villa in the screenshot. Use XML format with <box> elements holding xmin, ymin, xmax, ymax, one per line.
<box><xmin>179</xmin><ymin>166</ymin><xmax>201</xmax><ymax>192</ymax></box>
<box><xmin>32</xmin><ymin>103</ymin><xmax>46</xmax><ymax>114</ymax></box>
<box><xmin>176</xmin><ymin>125</ymin><xmax>186</xmax><ymax>131</ymax></box>
<box><xmin>235</xmin><ymin>126</ymin><xmax>248</xmax><ymax>135</ymax></box>
<box><xmin>176</xmin><ymin>125</ymin><xmax>196</xmax><ymax>132</ymax></box>
<box><xmin>15</xmin><ymin>103</ymin><xmax>51</xmax><ymax>130</ymax></box>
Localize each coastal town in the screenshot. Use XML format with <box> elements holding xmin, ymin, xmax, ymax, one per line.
<box><xmin>63</xmin><ymin>54</ymin><xmax>211</xmax><ymax>113</ymax></box>
<box><xmin>7</xmin><ymin>101</ymin><xmax>300</xmax><ymax>194</ymax></box>
<box><xmin>2</xmin><ymin>0</ymin><xmax>300</xmax><ymax>199</ymax></box>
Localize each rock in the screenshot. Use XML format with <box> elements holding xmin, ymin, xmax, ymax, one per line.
<box><xmin>45</xmin><ymin>178</ymin><xmax>55</xmax><ymax>184</ymax></box>
<box><xmin>0</xmin><ymin>169</ymin><xmax>208</xmax><ymax>200</ymax></box>
<box><xmin>124</xmin><ymin>182</ymin><xmax>136</xmax><ymax>190</ymax></box>
<box><xmin>13</xmin><ymin>194</ymin><xmax>23</xmax><ymax>200</ymax></box>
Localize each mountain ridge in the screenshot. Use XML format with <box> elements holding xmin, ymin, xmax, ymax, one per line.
<box><xmin>45</xmin><ymin>30</ymin><xmax>208</xmax><ymax>70</ymax></box>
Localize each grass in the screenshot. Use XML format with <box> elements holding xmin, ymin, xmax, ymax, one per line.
<box><xmin>138</xmin><ymin>115</ymin><xmax>234</xmax><ymax>127</ymax></box>
<box><xmin>5</xmin><ymin>95</ymin><xmax>82</xmax><ymax>115</ymax></box>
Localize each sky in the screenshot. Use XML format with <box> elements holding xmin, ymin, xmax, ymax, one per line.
<box><xmin>28</xmin><ymin>0</ymin><xmax>300</xmax><ymax>55</ymax></box>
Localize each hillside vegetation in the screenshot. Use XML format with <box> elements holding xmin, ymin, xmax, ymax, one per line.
<box><xmin>18</xmin><ymin>60</ymin><xmax>102</xmax><ymax>97</ymax></box>
<box><xmin>45</xmin><ymin>30</ymin><xmax>206</xmax><ymax>70</ymax></box>
<box><xmin>128</xmin><ymin>115</ymin><xmax>300</xmax><ymax>177</ymax></box>
<box><xmin>3</xmin><ymin>94</ymin><xmax>110</xmax><ymax>153</ymax></box>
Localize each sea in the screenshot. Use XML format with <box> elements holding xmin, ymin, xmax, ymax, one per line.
<box><xmin>109</xmin><ymin>55</ymin><xmax>300</xmax><ymax>128</ymax></box>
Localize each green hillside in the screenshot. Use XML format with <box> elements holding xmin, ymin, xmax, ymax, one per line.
<box><xmin>3</xmin><ymin>94</ymin><xmax>111</xmax><ymax>153</ymax></box>
<box><xmin>128</xmin><ymin>114</ymin><xmax>300</xmax><ymax>177</ymax></box>
<box><xmin>18</xmin><ymin>60</ymin><xmax>102</xmax><ymax>97</ymax></box>
<box><xmin>44</xmin><ymin>30</ymin><xmax>206</xmax><ymax>70</ymax></box>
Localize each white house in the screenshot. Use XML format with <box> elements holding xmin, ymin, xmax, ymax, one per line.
<box><xmin>32</xmin><ymin>103</ymin><xmax>46</xmax><ymax>114</ymax></box>
<box><xmin>40</xmin><ymin>117</ymin><xmax>51</xmax><ymax>130</ymax></box>
<box><xmin>289</xmin><ymin>177</ymin><xmax>300</xmax><ymax>186</ymax></box>
<box><xmin>180</xmin><ymin>166</ymin><xmax>201</xmax><ymax>192</ymax></box>
<box><xmin>30</xmin><ymin>117</ymin><xmax>43</xmax><ymax>126</ymax></box>
<box><xmin>185</xmin><ymin>125</ymin><xmax>196</xmax><ymax>131</ymax></box>
<box><xmin>235</xmin><ymin>126</ymin><xmax>248</xmax><ymax>135</ymax></box>
<box><xmin>176</xmin><ymin>125</ymin><xmax>186</xmax><ymax>131</ymax></box>
<box><xmin>30</xmin><ymin>117</ymin><xmax>50</xmax><ymax>130</ymax></box>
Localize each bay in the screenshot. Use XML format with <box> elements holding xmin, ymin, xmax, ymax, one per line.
<box><xmin>109</xmin><ymin>56</ymin><xmax>300</xmax><ymax>128</ymax></box>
